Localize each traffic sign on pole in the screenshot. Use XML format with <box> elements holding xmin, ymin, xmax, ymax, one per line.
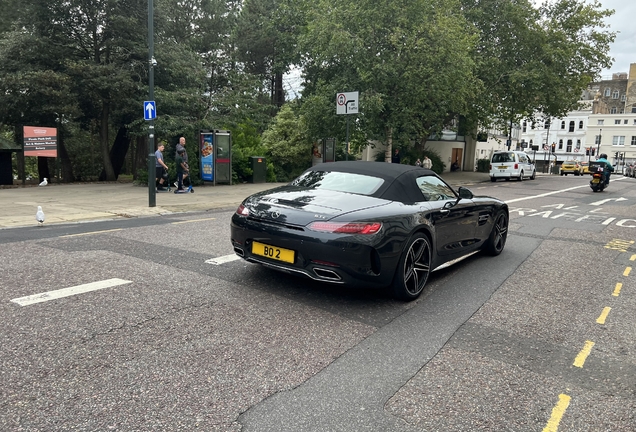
<box><xmin>336</xmin><ymin>92</ymin><xmax>359</xmax><ymax>115</ymax></box>
<box><xmin>144</xmin><ymin>101</ymin><xmax>156</xmax><ymax>120</ymax></box>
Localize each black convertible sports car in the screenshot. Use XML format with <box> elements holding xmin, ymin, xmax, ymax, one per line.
<box><xmin>231</xmin><ymin>161</ymin><xmax>508</xmax><ymax>301</ymax></box>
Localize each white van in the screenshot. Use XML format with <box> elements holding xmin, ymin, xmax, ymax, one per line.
<box><xmin>490</xmin><ymin>151</ymin><xmax>536</xmax><ymax>182</ymax></box>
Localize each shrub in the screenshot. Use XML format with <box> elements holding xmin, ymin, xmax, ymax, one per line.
<box><xmin>476</xmin><ymin>158</ymin><xmax>490</xmax><ymax>172</ymax></box>
<box><xmin>230</xmin><ymin>121</ymin><xmax>275</xmax><ymax>183</ymax></box>
<box><xmin>261</xmin><ymin>105</ymin><xmax>312</xmax><ymax>182</ymax></box>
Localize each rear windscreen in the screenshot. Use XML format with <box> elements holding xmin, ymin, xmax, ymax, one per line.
<box><xmin>492</xmin><ymin>153</ymin><xmax>514</xmax><ymax>163</ymax></box>
<box><xmin>291</xmin><ymin>171</ymin><xmax>384</xmax><ymax>195</ymax></box>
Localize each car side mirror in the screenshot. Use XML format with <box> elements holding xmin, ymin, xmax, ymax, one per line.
<box><xmin>457</xmin><ymin>186</ymin><xmax>474</xmax><ymax>200</ymax></box>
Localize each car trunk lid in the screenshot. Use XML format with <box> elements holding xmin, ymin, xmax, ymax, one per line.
<box><xmin>244</xmin><ymin>186</ymin><xmax>389</xmax><ymax>226</ymax></box>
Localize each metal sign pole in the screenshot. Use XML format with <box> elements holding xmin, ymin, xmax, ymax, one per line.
<box><xmin>345</xmin><ymin>116</ymin><xmax>349</xmax><ymax>161</ymax></box>
<box><xmin>147</xmin><ymin>0</ymin><xmax>155</xmax><ymax>207</ymax></box>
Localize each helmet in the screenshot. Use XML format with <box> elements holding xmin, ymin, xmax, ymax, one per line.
<box><xmin>599</xmin><ymin>153</ymin><xmax>607</xmax><ymax>159</ymax></box>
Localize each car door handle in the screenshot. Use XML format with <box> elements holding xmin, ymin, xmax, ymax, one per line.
<box><xmin>440</xmin><ymin>209</ymin><xmax>450</xmax><ymax>215</ymax></box>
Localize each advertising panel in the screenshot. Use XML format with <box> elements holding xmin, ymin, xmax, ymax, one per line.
<box><xmin>23</xmin><ymin>126</ymin><xmax>57</xmax><ymax>157</ymax></box>
<box><xmin>200</xmin><ymin>132</ymin><xmax>214</xmax><ymax>182</ymax></box>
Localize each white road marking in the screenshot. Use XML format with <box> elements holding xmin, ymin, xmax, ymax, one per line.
<box><xmin>11</xmin><ymin>278</ymin><xmax>132</xmax><ymax>306</ymax></box>
<box><xmin>602</xmin><ymin>217</ymin><xmax>616</xmax><ymax>225</ymax></box>
<box><xmin>505</xmin><ymin>185</ymin><xmax>589</xmax><ymax>204</ymax></box>
<box><xmin>171</xmin><ymin>217</ymin><xmax>216</xmax><ymax>224</ymax></box>
<box><xmin>505</xmin><ymin>177</ymin><xmax>629</xmax><ymax>205</ymax></box>
<box><xmin>206</xmin><ymin>254</ymin><xmax>241</xmax><ymax>265</ymax></box>
<box><xmin>60</xmin><ymin>229</ymin><xmax>123</xmax><ymax>238</ymax></box>
<box><xmin>590</xmin><ymin>197</ymin><xmax>628</xmax><ymax>206</ymax></box>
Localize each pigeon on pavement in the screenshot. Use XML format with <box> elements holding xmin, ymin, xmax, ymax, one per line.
<box><xmin>38</xmin><ymin>178</ymin><xmax>48</xmax><ymax>186</ymax></box>
<box><xmin>36</xmin><ymin>206</ymin><xmax>45</xmax><ymax>226</ymax></box>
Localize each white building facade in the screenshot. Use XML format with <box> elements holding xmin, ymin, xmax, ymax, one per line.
<box><xmin>518</xmin><ymin>63</ymin><xmax>636</xmax><ymax>170</ymax></box>
<box><xmin>587</xmin><ymin>114</ymin><xmax>636</xmax><ymax>171</ymax></box>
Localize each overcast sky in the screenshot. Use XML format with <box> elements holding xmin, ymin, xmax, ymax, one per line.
<box><xmin>596</xmin><ymin>0</ymin><xmax>636</xmax><ymax>76</ymax></box>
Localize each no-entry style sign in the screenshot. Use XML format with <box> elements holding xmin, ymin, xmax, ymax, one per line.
<box><xmin>336</xmin><ymin>92</ymin><xmax>359</xmax><ymax>115</ymax></box>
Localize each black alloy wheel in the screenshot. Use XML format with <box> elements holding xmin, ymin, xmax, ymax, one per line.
<box><xmin>392</xmin><ymin>233</ymin><xmax>431</xmax><ymax>301</ymax></box>
<box><xmin>484</xmin><ymin>211</ymin><xmax>508</xmax><ymax>256</ymax></box>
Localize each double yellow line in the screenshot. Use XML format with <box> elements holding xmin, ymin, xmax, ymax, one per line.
<box><xmin>543</xmin><ymin>249</ymin><xmax>634</xmax><ymax>431</ymax></box>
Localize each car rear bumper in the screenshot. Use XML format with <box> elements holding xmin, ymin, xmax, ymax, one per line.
<box><xmin>230</xmin><ymin>219</ymin><xmax>396</xmax><ymax>288</ymax></box>
<box><xmin>490</xmin><ymin>171</ymin><xmax>519</xmax><ymax>179</ymax></box>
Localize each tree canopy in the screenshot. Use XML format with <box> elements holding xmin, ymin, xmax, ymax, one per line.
<box><xmin>0</xmin><ymin>0</ymin><xmax>616</xmax><ymax>181</ymax></box>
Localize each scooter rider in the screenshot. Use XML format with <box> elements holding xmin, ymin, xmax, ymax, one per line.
<box><xmin>596</xmin><ymin>153</ymin><xmax>614</xmax><ymax>185</ymax></box>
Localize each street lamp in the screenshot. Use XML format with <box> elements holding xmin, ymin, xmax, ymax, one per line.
<box><xmin>597</xmin><ymin>128</ymin><xmax>602</xmax><ymax>158</ymax></box>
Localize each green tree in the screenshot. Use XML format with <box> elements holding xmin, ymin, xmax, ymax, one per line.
<box><xmin>299</xmin><ymin>0</ymin><xmax>477</xmax><ymax>159</ymax></box>
<box><xmin>460</xmin><ymin>0</ymin><xmax>615</xmax><ymax>142</ymax></box>
<box><xmin>230</xmin><ymin>121</ymin><xmax>274</xmax><ymax>183</ymax></box>
<box><xmin>233</xmin><ymin>0</ymin><xmax>305</xmax><ymax>109</ymax></box>
<box><xmin>261</xmin><ymin>103</ymin><xmax>311</xmax><ymax>181</ymax></box>
<box><xmin>535</xmin><ymin>0</ymin><xmax>615</xmax><ymax>117</ymax></box>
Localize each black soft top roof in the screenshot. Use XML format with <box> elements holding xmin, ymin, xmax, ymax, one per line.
<box><xmin>304</xmin><ymin>161</ymin><xmax>443</xmax><ymax>202</ymax></box>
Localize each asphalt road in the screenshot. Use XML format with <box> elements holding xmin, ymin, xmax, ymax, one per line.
<box><xmin>1</xmin><ymin>174</ymin><xmax>635</xmax><ymax>431</ymax></box>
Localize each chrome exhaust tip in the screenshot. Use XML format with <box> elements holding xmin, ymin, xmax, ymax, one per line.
<box><xmin>313</xmin><ymin>268</ymin><xmax>342</xmax><ymax>281</ymax></box>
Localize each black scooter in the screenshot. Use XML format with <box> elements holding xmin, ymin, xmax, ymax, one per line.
<box><xmin>589</xmin><ymin>161</ymin><xmax>610</xmax><ymax>192</ymax></box>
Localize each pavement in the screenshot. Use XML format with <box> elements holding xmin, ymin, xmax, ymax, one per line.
<box><xmin>0</xmin><ymin>170</ymin><xmax>495</xmax><ymax>229</ymax></box>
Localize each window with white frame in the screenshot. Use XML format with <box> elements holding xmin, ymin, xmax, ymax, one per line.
<box><xmin>597</xmin><ymin>119</ymin><xmax>604</xmax><ymax>125</ymax></box>
<box><xmin>610</xmin><ymin>107</ymin><xmax>617</xmax><ymax>114</ymax></box>
<box><xmin>561</xmin><ymin>120</ymin><xmax>566</xmax><ymax>129</ymax></box>
<box><xmin>612</xmin><ymin>90</ymin><xmax>619</xmax><ymax>99</ymax></box>
<box><xmin>621</xmin><ymin>94</ymin><xmax>626</xmax><ymax>101</ymax></box>
<box><xmin>569</xmin><ymin>121</ymin><xmax>575</xmax><ymax>132</ymax></box>
<box><xmin>625</xmin><ymin>119</ymin><xmax>629</xmax><ymax>124</ymax></box>
<box><xmin>558</xmin><ymin>139</ymin><xmax>563</xmax><ymax>150</ymax></box>
<box><xmin>631</xmin><ymin>136</ymin><xmax>636</xmax><ymax>146</ymax></box>
<box><xmin>578</xmin><ymin>121</ymin><xmax>583</xmax><ymax>129</ymax></box>
<box><xmin>522</xmin><ymin>121</ymin><xmax>527</xmax><ymax>132</ymax></box>
<box><xmin>604</xmin><ymin>88</ymin><xmax>611</xmax><ymax>97</ymax></box>
<box><xmin>576</xmin><ymin>139</ymin><xmax>581</xmax><ymax>150</ymax></box>
<box><xmin>615</xmin><ymin>119</ymin><xmax>621</xmax><ymax>124</ymax></box>
<box><xmin>612</xmin><ymin>136</ymin><xmax>625</xmax><ymax>146</ymax></box>
<box><xmin>566</xmin><ymin>140</ymin><xmax>572</xmax><ymax>152</ymax></box>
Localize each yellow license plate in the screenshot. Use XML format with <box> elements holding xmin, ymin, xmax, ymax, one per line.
<box><xmin>592</xmin><ymin>178</ymin><xmax>600</xmax><ymax>184</ymax></box>
<box><xmin>498</xmin><ymin>166</ymin><xmax>508</xmax><ymax>169</ymax></box>
<box><xmin>252</xmin><ymin>241</ymin><xmax>295</xmax><ymax>264</ymax></box>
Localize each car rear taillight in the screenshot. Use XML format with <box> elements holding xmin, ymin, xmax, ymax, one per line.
<box><xmin>308</xmin><ymin>221</ymin><xmax>382</xmax><ymax>234</ymax></box>
<box><xmin>489</xmin><ymin>164</ymin><xmax>492</xmax><ymax>170</ymax></box>
<box><xmin>514</xmin><ymin>163</ymin><xmax>519</xmax><ymax>169</ymax></box>
<box><xmin>236</xmin><ymin>204</ymin><xmax>249</xmax><ymax>216</ymax></box>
